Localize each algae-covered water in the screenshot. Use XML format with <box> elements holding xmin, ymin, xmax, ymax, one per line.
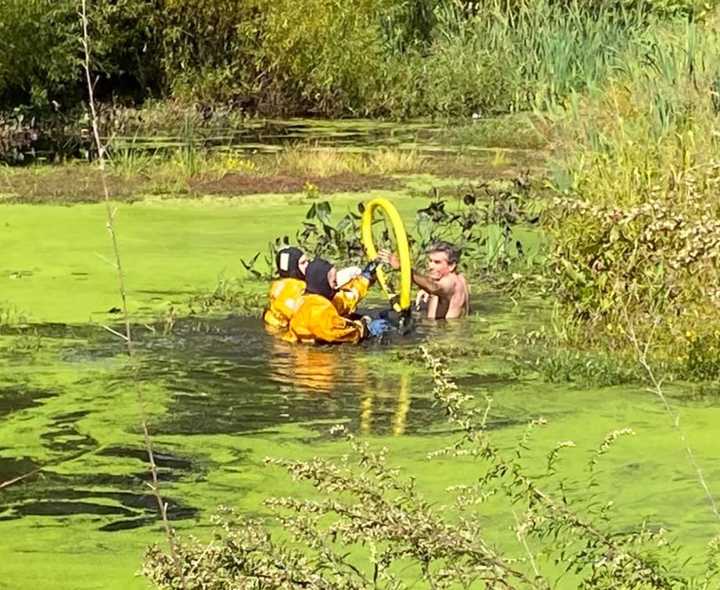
<box><xmin>1</xmin><ymin>194</ymin><xmax>719</xmax><ymax>589</ymax></box>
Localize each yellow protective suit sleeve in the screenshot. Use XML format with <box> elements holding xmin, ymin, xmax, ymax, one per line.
<box><xmin>263</xmin><ymin>278</ymin><xmax>305</xmax><ymax>330</ymax></box>
<box><xmin>332</xmin><ymin>276</ymin><xmax>370</xmax><ymax>316</ymax></box>
<box><xmin>287</xmin><ymin>294</ymin><xmax>366</xmax><ymax>344</ymax></box>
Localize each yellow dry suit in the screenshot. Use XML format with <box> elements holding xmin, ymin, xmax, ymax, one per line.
<box><xmin>286</xmin><ymin>259</ymin><xmax>369</xmax><ymax>344</ymax></box>
<box><xmin>264</xmin><ymin>271</ymin><xmax>368</xmax><ymax>333</ymax></box>
<box><xmin>263</xmin><ymin>277</ymin><xmax>305</xmax><ymax>331</ymax></box>
<box><xmin>263</xmin><ymin>246</ymin><xmax>307</xmax><ymax>332</ymax></box>
<box><xmin>288</xmin><ymin>294</ymin><xmax>367</xmax><ymax>344</ymax></box>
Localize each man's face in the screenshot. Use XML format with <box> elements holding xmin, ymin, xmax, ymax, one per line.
<box><xmin>327</xmin><ymin>267</ymin><xmax>338</xmax><ymax>289</ymax></box>
<box><xmin>427</xmin><ymin>251</ymin><xmax>455</xmax><ymax>280</ymax></box>
<box><xmin>298</xmin><ymin>254</ymin><xmax>309</xmax><ymax>276</ymax></box>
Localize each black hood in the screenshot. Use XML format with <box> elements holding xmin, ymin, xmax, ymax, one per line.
<box><xmin>304</xmin><ymin>259</ymin><xmax>335</xmax><ymax>301</ymax></box>
<box><xmin>276</xmin><ymin>247</ymin><xmax>305</xmax><ymax>280</ymax></box>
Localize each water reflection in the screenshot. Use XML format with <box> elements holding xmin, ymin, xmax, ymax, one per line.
<box><xmin>268</xmin><ymin>337</ymin><xmax>412</xmax><ymax>435</ymax></box>
<box><xmin>360</xmin><ymin>372</ymin><xmax>411</xmax><ymax>436</ymax></box>
<box><xmin>137</xmin><ymin>315</ymin><xmax>442</xmax><ymax>436</ymax></box>
<box><xmin>268</xmin><ymin>338</ymin><xmax>365</xmax><ymax>395</ymax></box>
<box><xmin>0</xmin><ymin>313</ymin><xmax>487</xmax><ymax>529</ymax></box>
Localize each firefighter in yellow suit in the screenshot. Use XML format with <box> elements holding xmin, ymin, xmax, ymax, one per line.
<box><xmin>263</xmin><ymin>247</ymin><xmax>309</xmax><ymax>331</ymax></box>
<box><xmin>287</xmin><ymin>258</ymin><xmax>390</xmax><ymax>344</ymax></box>
<box><xmin>263</xmin><ymin>247</ymin><xmax>375</xmax><ymax>333</ymax></box>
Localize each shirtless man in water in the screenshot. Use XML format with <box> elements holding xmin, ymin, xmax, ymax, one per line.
<box><xmin>379</xmin><ymin>241</ymin><xmax>470</xmax><ymax>319</ymax></box>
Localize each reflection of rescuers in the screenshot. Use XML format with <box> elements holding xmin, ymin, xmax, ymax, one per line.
<box><xmin>263</xmin><ymin>247</ymin><xmax>309</xmax><ymax>331</ymax></box>
<box><xmin>286</xmin><ymin>258</ymin><xmax>390</xmax><ymax>344</ymax></box>
<box><xmin>379</xmin><ymin>241</ymin><xmax>469</xmax><ymax>319</ymax></box>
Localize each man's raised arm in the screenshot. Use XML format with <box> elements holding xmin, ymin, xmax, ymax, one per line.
<box><xmin>378</xmin><ymin>249</ymin><xmax>452</xmax><ymax>296</ymax></box>
<box><xmin>410</xmin><ymin>271</ymin><xmax>452</xmax><ymax>297</ymax></box>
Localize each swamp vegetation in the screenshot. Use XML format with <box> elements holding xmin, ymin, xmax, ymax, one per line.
<box><xmin>1</xmin><ymin>0</ymin><xmax>720</xmax><ymax>588</ymax></box>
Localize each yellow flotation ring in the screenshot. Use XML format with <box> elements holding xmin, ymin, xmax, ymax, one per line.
<box><xmin>361</xmin><ymin>198</ymin><xmax>412</xmax><ymax>312</ymax></box>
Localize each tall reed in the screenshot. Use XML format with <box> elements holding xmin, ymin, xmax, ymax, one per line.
<box><xmin>544</xmin><ymin>18</ymin><xmax>720</xmax><ymax>362</ymax></box>
<box><xmin>79</xmin><ymin>1</ymin><xmax>186</xmax><ymax>585</ymax></box>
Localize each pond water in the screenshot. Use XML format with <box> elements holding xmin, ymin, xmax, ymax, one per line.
<box><xmin>2</xmin><ymin>295</ymin><xmax>719</xmax><ymax>589</ymax></box>
<box><xmin>1</xmin><ymin>186</ymin><xmax>718</xmax><ymax>589</ymax></box>
<box><xmin>18</xmin><ymin>118</ymin><xmax>528</xmax><ymax>164</ymax></box>
<box><xmin>113</xmin><ymin>119</ymin><xmax>451</xmax><ymax>155</ymax></box>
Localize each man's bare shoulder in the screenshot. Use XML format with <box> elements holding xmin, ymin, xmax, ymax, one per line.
<box><xmin>436</xmin><ymin>274</ymin><xmax>458</xmax><ymax>295</ymax></box>
<box><xmin>456</xmin><ymin>273</ymin><xmax>469</xmax><ymax>291</ymax></box>
<box><xmin>444</xmin><ymin>272</ymin><xmax>468</xmax><ymax>291</ymax></box>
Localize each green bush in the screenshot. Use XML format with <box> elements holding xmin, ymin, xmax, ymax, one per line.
<box><xmin>159</xmin><ymin>0</ymin><xmax>260</xmax><ymax>106</ymax></box>
<box><xmin>544</xmin><ymin>20</ymin><xmax>720</xmax><ymax>361</ymax></box>
<box><xmin>5</xmin><ymin>0</ymin><xmax>708</xmax><ymax>117</ymax></box>
<box><xmin>0</xmin><ymin>0</ymin><xmax>78</xmax><ymax>108</ymax></box>
<box><xmin>162</xmin><ymin>0</ymin><xmax>390</xmax><ymax>115</ymax></box>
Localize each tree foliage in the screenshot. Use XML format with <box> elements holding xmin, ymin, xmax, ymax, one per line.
<box><xmin>2</xmin><ymin>0</ymin><xmax>718</xmax><ymax>115</ymax></box>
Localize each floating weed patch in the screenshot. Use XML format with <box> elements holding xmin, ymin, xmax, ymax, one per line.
<box><xmin>437</xmin><ymin>114</ymin><xmax>550</xmax><ymax>151</ymax></box>
<box><xmin>109</xmin><ymin>140</ymin><xmax>157</xmax><ymax>179</ymax></box>
<box><xmin>278</xmin><ymin>146</ymin><xmax>369</xmax><ymax>177</ymax></box>
<box><xmin>187</xmin><ymin>277</ymin><xmax>264</xmax><ymax>316</ymax></box>
<box><xmin>185</xmin><ymin>170</ymin><xmax>401</xmax><ymax>197</ymax></box>
<box><xmin>144</xmin><ymin>347</ymin><xmax>720</xmax><ymax>589</ymax></box>
<box><xmin>278</xmin><ymin>146</ymin><xmax>426</xmax><ymax>177</ymax></box>
<box><xmin>1</xmin><ymin>147</ymin><xmax>414</xmax><ymax>202</ymax></box>
<box><xmin>535</xmin><ymin>349</ymin><xmax>641</xmax><ymax>388</ymax></box>
<box><xmin>0</xmin><ymin>304</ymin><xmax>28</xmax><ymax>327</ymax></box>
<box><xmin>368</xmin><ymin>148</ymin><xmax>425</xmax><ymax>174</ymax></box>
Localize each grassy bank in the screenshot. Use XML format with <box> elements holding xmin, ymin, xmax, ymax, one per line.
<box><xmin>0</xmin><ymin>133</ymin><xmax>547</xmax><ymax>203</ymax></box>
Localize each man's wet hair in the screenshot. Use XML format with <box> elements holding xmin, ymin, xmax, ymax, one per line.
<box><xmin>426</xmin><ymin>241</ymin><xmax>460</xmax><ymax>266</ymax></box>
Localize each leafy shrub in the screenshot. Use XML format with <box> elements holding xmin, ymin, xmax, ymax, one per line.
<box><xmin>684</xmin><ymin>331</ymin><xmax>720</xmax><ymax>381</ymax></box>
<box><xmin>162</xmin><ymin>0</ymin><xmax>389</xmax><ymax>115</ymax></box>
<box><xmin>544</xmin><ymin>21</ymin><xmax>720</xmax><ymax>361</ymax></box>
<box><xmin>0</xmin><ymin>0</ymin><xmax>161</xmax><ymax>109</ymax></box>
<box><xmin>413</xmin><ymin>177</ymin><xmax>543</xmax><ymax>276</ymax></box>
<box><xmin>6</xmin><ymin>0</ymin><xmax>712</xmax><ymax>117</ymax></box>
<box><xmin>0</xmin><ymin>0</ymin><xmax>78</xmax><ymax>108</ymax></box>
<box><xmin>0</xmin><ymin>110</ymin><xmax>40</xmax><ymax>163</ymax></box>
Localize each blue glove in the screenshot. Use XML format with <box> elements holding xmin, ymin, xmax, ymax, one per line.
<box><xmin>367</xmin><ymin>318</ymin><xmax>390</xmax><ymax>338</ymax></box>
<box><xmin>361</xmin><ymin>259</ymin><xmax>381</xmax><ymax>280</ymax></box>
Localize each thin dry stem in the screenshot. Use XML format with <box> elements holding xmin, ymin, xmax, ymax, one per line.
<box><xmin>625</xmin><ymin>314</ymin><xmax>720</xmax><ymax>525</ymax></box>
<box><xmin>513</xmin><ymin>510</ymin><xmax>541</xmax><ymax>580</ymax></box>
<box><xmin>80</xmin><ymin>0</ymin><xmax>186</xmax><ymax>582</ymax></box>
<box><xmin>0</xmin><ymin>469</ymin><xmax>41</xmax><ymax>490</ymax></box>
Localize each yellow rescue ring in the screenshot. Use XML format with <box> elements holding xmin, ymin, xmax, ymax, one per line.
<box><xmin>361</xmin><ymin>198</ymin><xmax>412</xmax><ymax>312</ymax></box>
